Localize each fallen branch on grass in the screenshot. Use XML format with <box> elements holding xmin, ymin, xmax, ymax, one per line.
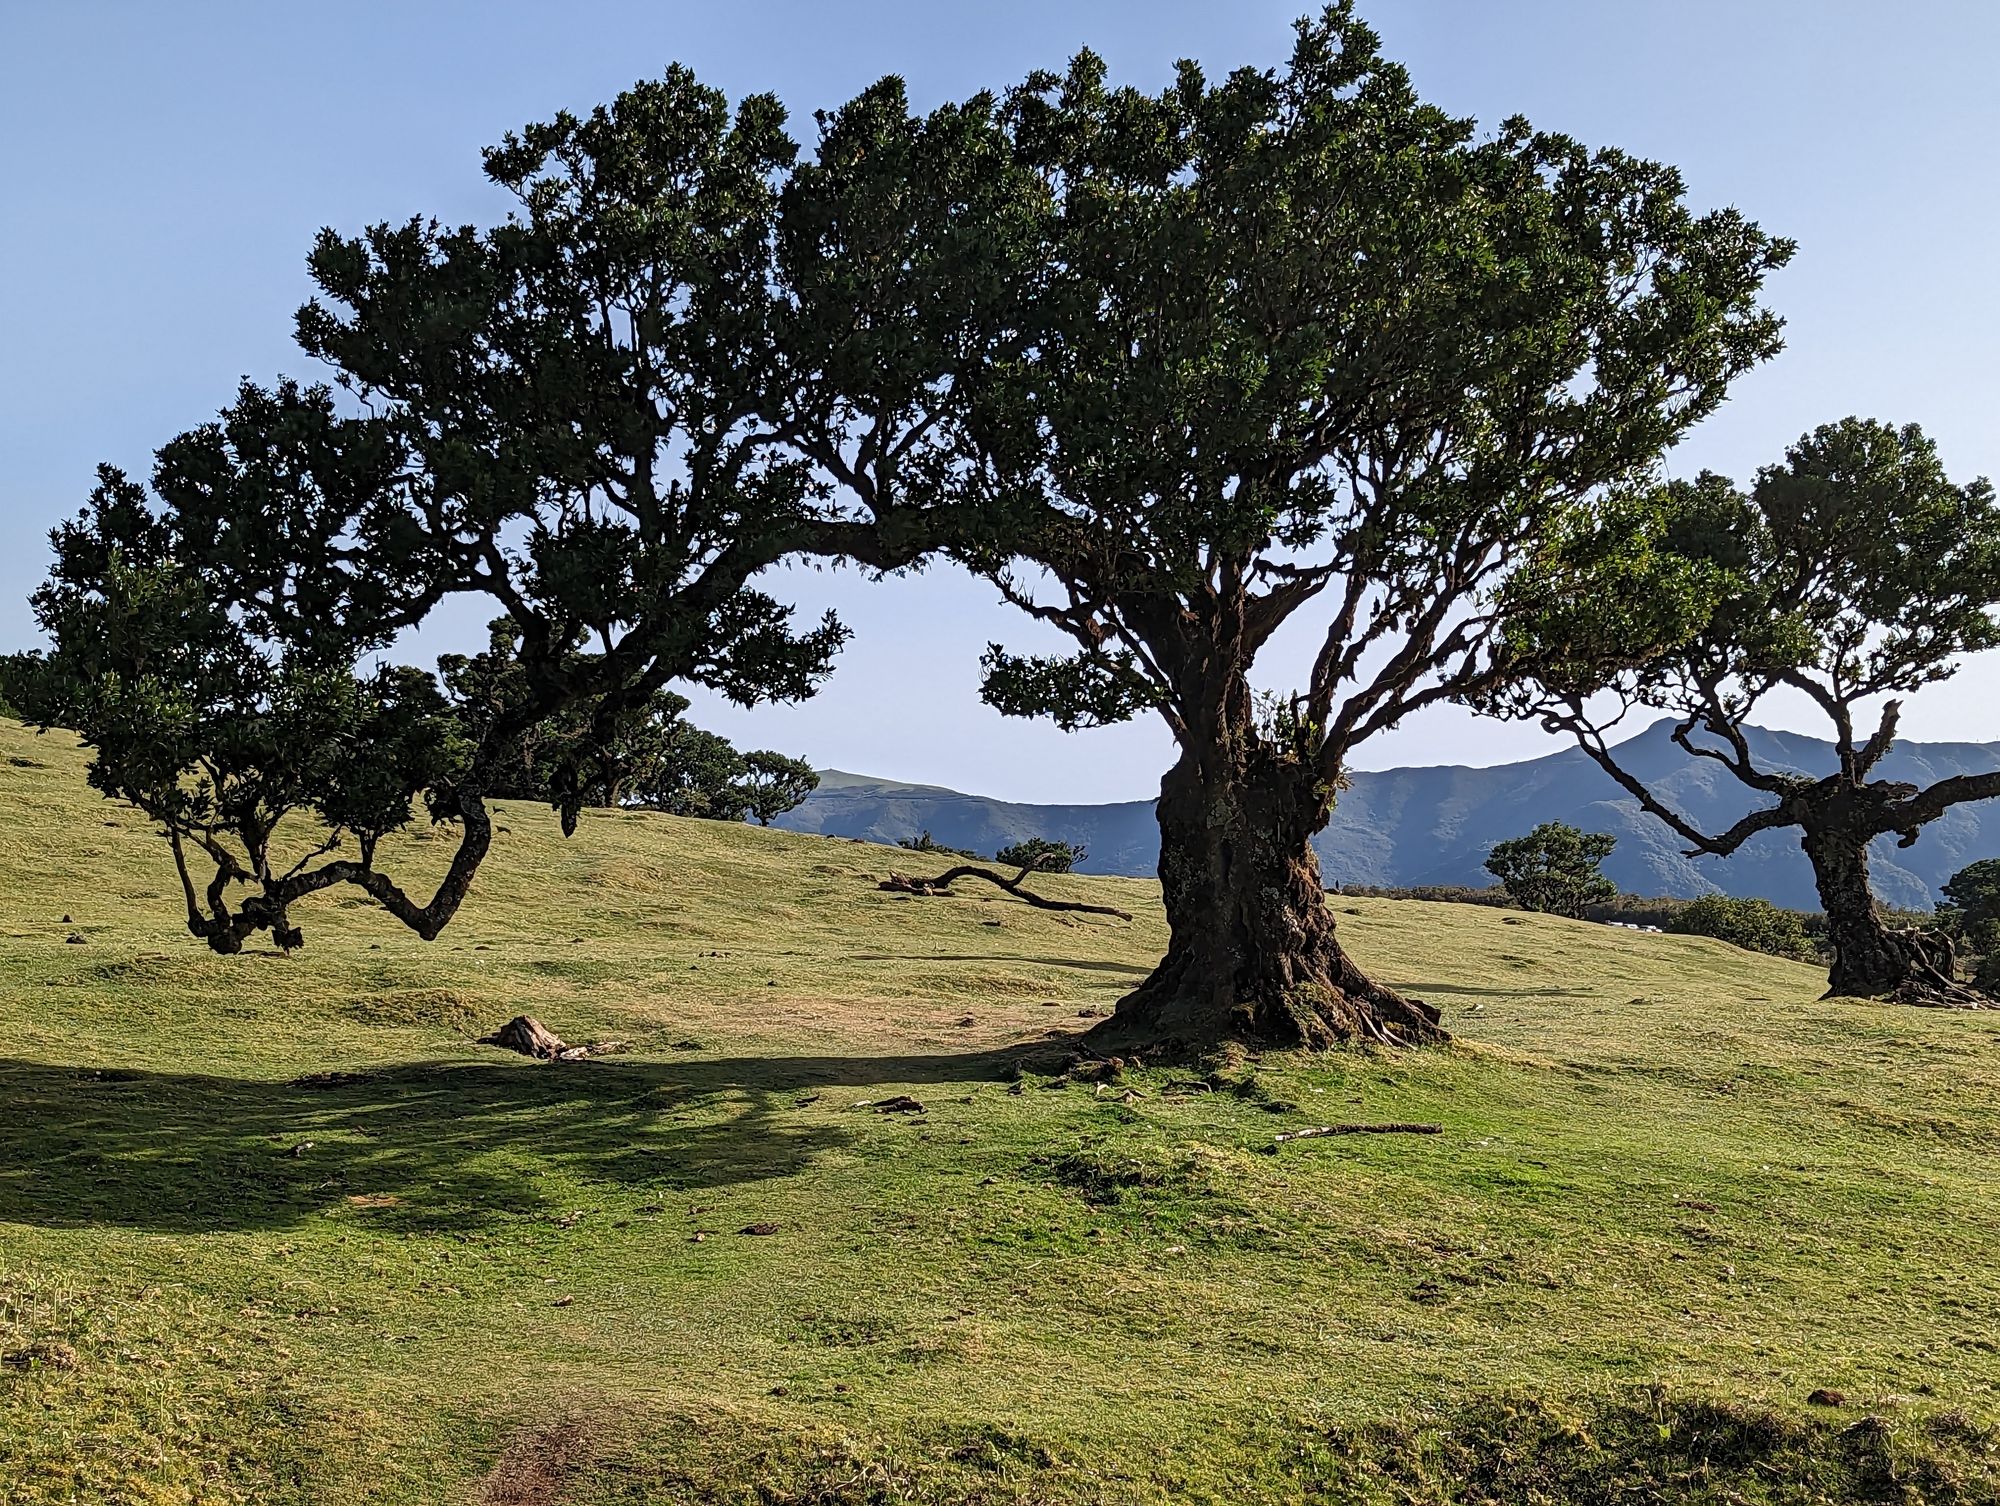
<box><xmin>878</xmin><ymin>859</ymin><xmax>1132</xmax><ymax>921</ymax></box>
<box><xmin>1267</xmin><ymin>1122</ymin><xmax>1442</xmax><ymax>1149</ymax></box>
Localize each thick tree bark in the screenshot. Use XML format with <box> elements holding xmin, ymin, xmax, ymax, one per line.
<box><xmin>1801</xmin><ymin>823</ymin><xmax>1975</xmax><ymax>1005</ymax></box>
<box><xmin>1088</xmin><ymin>743</ymin><xmax>1444</xmax><ymax>1054</ymax></box>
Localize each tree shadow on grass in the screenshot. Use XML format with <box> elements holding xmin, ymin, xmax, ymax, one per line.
<box><xmin>1397</xmin><ymin>981</ymin><xmax>1596</xmax><ymax>998</ymax></box>
<box><xmin>845</xmin><ymin>953</ymin><xmax>1152</xmax><ymax>976</ymax></box>
<box><xmin>0</xmin><ymin>1042</ymin><xmax>1050</xmax><ymax>1237</ymax></box>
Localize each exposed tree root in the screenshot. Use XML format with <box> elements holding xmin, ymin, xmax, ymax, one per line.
<box><xmin>1081</xmin><ymin>952</ymin><xmax>1446</xmax><ymax>1060</ymax></box>
<box><xmin>1827</xmin><ymin>926</ymin><xmax>1998</xmax><ymax>1008</ymax></box>
<box><xmin>1881</xmin><ymin>978</ymin><xmax>1999</xmax><ymax>1009</ymax></box>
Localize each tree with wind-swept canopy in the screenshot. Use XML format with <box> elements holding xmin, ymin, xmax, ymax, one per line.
<box><xmin>6</xmin><ymin>64</ymin><xmax>1001</xmax><ymax>951</ymax></box>
<box><xmin>3</xmin><ymin>390</ymin><xmax>491</xmax><ymax>954</ymax></box>
<box><xmin>789</xmin><ymin>4</ymin><xmax>1793</xmax><ymax>1050</ymax></box>
<box><xmin>1485</xmin><ymin>418</ymin><xmax>2000</xmax><ymax>1006</ymax></box>
<box><xmin>1485</xmin><ymin>822</ymin><xmax>1618</xmax><ymax>919</ymax></box>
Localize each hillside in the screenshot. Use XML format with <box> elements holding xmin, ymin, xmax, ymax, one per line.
<box><xmin>5</xmin><ymin>716</ymin><xmax>2000</xmax><ymax>1504</ymax></box>
<box><xmin>783</xmin><ymin>721</ymin><xmax>2000</xmax><ymax>909</ymax></box>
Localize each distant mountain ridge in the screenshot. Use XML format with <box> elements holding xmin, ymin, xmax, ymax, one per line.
<box><xmin>778</xmin><ymin>721</ymin><xmax>2000</xmax><ymax>911</ymax></box>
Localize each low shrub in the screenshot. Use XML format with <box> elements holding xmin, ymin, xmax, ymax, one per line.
<box><xmin>994</xmin><ymin>837</ymin><xmax>1084</xmax><ymax>874</ymax></box>
<box><xmin>1665</xmin><ymin>894</ymin><xmax>1817</xmax><ymax>962</ymax></box>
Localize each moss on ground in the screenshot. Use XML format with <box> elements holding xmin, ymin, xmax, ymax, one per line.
<box><xmin>3</xmin><ymin>717</ymin><xmax>1999</xmax><ymax>1502</ymax></box>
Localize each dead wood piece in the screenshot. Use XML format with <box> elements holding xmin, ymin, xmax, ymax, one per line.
<box><xmin>556</xmin><ymin>1039</ymin><xmax>631</xmax><ymax>1061</ymax></box>
<box><xmin>480</xmin><ymin>1015</ymin><xmax>568</xmax><ymax>1059</ymax></box>
<box><xmin>877</xmin><ymin>861</ymin><xmax>1132</xmax><ymax>921</ymax></box>
<box><xmin>2</xmin><ymin>1340</ymin><xmax>79</xmax><ymax>1372</ymax></box>
<box><xmin>1887</xmin><ymin>975</ymin><xmax>1999</xmax><ymax>1009</ymax></box>
<box><xmin>873</xmin><ymin>1095</ymin><xmax>927</xmax><ymax>1113</ymax></box>
<box><xmin>1270</xmin><ymin>1122</ymin><xmax>1442</xmax><ymax>1148</ymax></box>
<box><xmin>479</xmin><ymin>1016</ymin><xmax>629</xmax><ymax>1062</ymax></box>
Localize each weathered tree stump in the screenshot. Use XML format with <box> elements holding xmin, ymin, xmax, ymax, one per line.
<box><xmin>481</xmin><ymin>1015</ymin><xmax>568</xmax><ymax>1059</ymax></box>
<box><xmin>479</xmin><ymin>1016</ymin><xmax>632</xmax><ymax>1061</ymax></box>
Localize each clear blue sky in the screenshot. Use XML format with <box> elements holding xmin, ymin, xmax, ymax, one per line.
<box><xmin>5</xmin><ymin>2</ymin><xmax>1997</xmax><ymax>801</ymax></box>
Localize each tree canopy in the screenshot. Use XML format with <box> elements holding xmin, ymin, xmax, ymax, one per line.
<box><xmin>5</xmin><ymin>66</ymin><xmax>975</xmax><ymax>951</ymax></box>
<box><xmin>994</xmin><ymin>837</ymin><xmax>1084</xmax><ymax>874</ymax></box>
<box><xmin>1939</xmin><ymin>859</ymin><xmax>2000</xmax><ymax>995</ymax></box>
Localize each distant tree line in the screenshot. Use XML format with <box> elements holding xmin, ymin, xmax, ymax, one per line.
<box><xmin>1342</xmin><ymin>835</ymin><xmax>2000</xmax><ymax>973</ymax></box>
<box><xmin>446</xmin><ymin>622</ymin><xmax>816</xmax><ymax>824</ymax></box>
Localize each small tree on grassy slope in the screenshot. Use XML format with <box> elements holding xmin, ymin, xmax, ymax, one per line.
<box><xmin>1939</xmin><ymin>860</ymin><xmax>2000</xmax><ymax>994</ymax></box>
<box><xmin>995</xmin><ymin>837</ymin><xmax>1083</xmax><ymax>874</ymax></box>
<box><xmin>8</xmin><ymin>69</ymin><xmax>980</xmax><ymax>951</ymax></box>
<box><xmin>1488</xmin><ymin>419</ymin><xmax>2000</xmax><ymax>1005</ymax></box>
<box><xmin>4</xmin><ymin>455</ymin><xmax>482</xmax><ymax>953</ymax></box>
<box><xmin>1666</xmin><ymin>895</ymin><xmax>1816</xmax><ymax>963</ymax></box>
<box><xmin>441</xmin><ymin>621</ymin><xmax>817</xmax><ymax>822</ymax></box>
<box><xmin>734</xmin><ymin>752</ymin><xmax>819</xmax><ymax>826</ymax></box>
<box><xmin>795</xmin><ymin>6</ymin><xmax>1791</xmax><ymax>1049</ymax></box>
<box><xmin>1485</xmin><ymin>823</ymin><xmax>1617</xmax><ymax>918</ymax></box>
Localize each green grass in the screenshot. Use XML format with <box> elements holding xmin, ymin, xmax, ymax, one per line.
<box><xmin>4</xmin><ymin>716</ymin><xmax>2000</xmax><ymax>1503</ymax></box>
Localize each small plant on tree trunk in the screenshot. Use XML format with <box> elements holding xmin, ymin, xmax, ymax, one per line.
<box><xmin>1487</xmin><ymin>419</ymin><xmax>2000</xmax><ymax>1006</ymax></box>
<box><xmin>791</xmin><ymin>5</ymin><xmax>1792</xmax><ymax>1051</ymax></box>
<box><xmin>1484</xmin><ymin>823</ymin><xmax>1618</xmax><ymax>919</ymax></box>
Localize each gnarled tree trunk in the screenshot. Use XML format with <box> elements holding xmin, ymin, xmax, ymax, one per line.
<box><xmin>1801</xmin><ymin>823</ymin><xmax>1970</xmax><ymax>1004</ymax></box>
<box><xmin>1088</xmin><ymin>740</ymin><xmax>1443</xmax><ymax>1055</ymax></box>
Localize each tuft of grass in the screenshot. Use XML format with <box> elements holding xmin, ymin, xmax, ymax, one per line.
<box><xmin>343</xmin><ymin>986</ymin><xmax>485</xmax><ymax>1033</ymax></box>
<box><xmin>4</xmin><ymin>715</ymin><xmax>2000</xmax><ymax>1503</ymax></box>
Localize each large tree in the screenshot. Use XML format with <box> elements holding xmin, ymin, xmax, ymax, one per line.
<box><xmin>794</xmin><ymin>6</ymin><xmax>1791</xmax><ymax>1050</ymax></box>
<box><xmin>1489</xmin><ymin>419</ymin><xmax>2000</xmax><ymax>1005</ymax></box>
<box><xmin>11</xmin><ymin>67</ymin><xmax>1016</xmax><ymax>952</ymax></box>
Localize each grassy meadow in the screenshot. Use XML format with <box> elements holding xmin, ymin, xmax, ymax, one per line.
<box><xmin>4</xmin><ymin>715</ymin><xmax>2000</xmax><ymax>1503</ymax></box>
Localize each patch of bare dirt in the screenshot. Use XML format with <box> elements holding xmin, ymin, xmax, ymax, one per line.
<box><xmin>479</xmin><ymin>1417</ymin><xmax>589</xmax><ymax>1506</ymax></box>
